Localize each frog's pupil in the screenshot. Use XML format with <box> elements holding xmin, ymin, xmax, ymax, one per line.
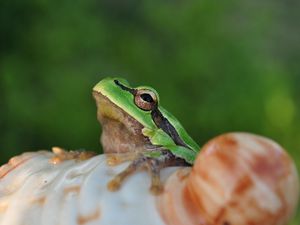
<box><xmin>141</xmin><ymin>93</ymin><xmax>153</xmax><ymax>103</ymax></box>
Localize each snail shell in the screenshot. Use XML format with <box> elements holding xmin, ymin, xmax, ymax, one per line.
<box><xmin>158</xmin><ymin>132</ymin><xmax>299</xmax><ymax>225</ymax></box>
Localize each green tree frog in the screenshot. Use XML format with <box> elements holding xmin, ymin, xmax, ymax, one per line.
<box><xmin>92</xmin><ymin>78</ymin><xmax>200</xmax><ymax>194</ymax></box>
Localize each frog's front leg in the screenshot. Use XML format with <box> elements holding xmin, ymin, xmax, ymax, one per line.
<box><xmin>107</xmin><ymin>150</ymin><xmax>188</xmax><ymax>195</ymax></box>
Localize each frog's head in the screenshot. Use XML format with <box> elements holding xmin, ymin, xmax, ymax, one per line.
<box><xmin>93</xmin><ymin>77</ymin><xmax>158</xmax><ymax>153</ymax></box>
<box><xmin>93</xmin><ymin>77</ymin><xmax>200</xmax><ymax>156</ymax></box>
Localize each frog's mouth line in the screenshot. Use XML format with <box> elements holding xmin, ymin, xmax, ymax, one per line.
<box><xmin>114</xmin><ymin>79</ymin><xmax>192</xmax><ymax>151</ymax></box>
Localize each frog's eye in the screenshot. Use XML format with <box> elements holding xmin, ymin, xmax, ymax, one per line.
<box><xmin>134</xmin><ymin>89</ymin><xmax>158</xmax><ymax>111</ymax></box>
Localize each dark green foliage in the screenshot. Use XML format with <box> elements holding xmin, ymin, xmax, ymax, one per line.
<box><xmin>0</xmin><ymin>1</ymin><xmax>299</xmax><ymax>223</ymax></box>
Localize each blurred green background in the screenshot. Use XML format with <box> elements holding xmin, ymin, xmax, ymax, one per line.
<box><xmin>0</xmin><ymin>0</ymin><xmax>299</xmax><ymax>223</ymax></box>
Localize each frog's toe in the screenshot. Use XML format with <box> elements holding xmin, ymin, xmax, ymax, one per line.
<box><xmin>149</xmin><ymin>165</ymin><xmax>164</xmax><ymax>195</ymax></box>
<box><xmin>150</xmin><ymin>184</ymin><xmax>164</xmax><ymax>195</ymax></box>
<box><xmin>107</xmin><ymin>178</ymin><xmax>122</xmax><ymax>191</ymax></box>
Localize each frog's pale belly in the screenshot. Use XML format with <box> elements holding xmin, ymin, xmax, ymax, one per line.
<box><xmin>0</xmin><ymin>151</ymin><xmax>177</xmax><ymax>225</ymax></box>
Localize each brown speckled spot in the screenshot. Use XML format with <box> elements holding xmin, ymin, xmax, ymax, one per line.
<box><xmin>220</xmin><ymin>135</ymin><xmax>238</xmax><ymax>148</ymax></box>
<box><xmin>49</xmin><ymin>156</ymin><xmax>63</xmax><ymax>165</ymax></box>
<box><xmin>64</xmin><ymin>185</ymin><xmax>81</xmax><ymax>195</ymax></box>
<box><xmin>176</xmin><ymin>168</ymin><xmax>191</xmax><ymax>181</ymax></box>
<box><xmin>234</xmin><ymin>175</ymin><xmax>253</xmax><ymax>195</ymax></box>
<box><xmin>31</xmin><ymin>196</ymin><xmax>46</xmax><ymax>205</ymax></box>
<box><xmin>250</xmin><ymin>152</ymin><xmax>289</xmax><ymax>187</ymax></box>
<box><xmin>77</xmin><ymin>208</ymin><xmax>101</xmax><ymax>225</ymax></box>
<box><xmin>0</xmin><ymin>157</ymin><xmax>31</xmax><ymax>179</ymax></box>
<box><xmin>214</xmin><ymin>207</ymin><xmax>226</xmax><ymax>224</ymax></box>
<box><xmin>50</xmin><ymin>147</ymin><xmax>96</xmax><ymax>165</ymax></box>
<box><xmin>0</xmin><ymin>204</ymin><xmax>8</xmax><ymax>213</ymax></box>
<box><xmin>214</xmin><ymin>150</ymin><xmax>238</xmax><ymax>171</ymax></box>
<box><xmin>182</xmin><ymin>185</ymin><xmax>204</xmax><ymax>224</ymax></box>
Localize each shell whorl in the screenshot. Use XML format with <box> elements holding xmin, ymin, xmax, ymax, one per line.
<box><xmin>158</xmin><ymin>133</ymin><xmax>299</xmax><ymax>225</ymax></box>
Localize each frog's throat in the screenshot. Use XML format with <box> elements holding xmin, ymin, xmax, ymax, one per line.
<box><xmin>93</xmin><ymin>91</ymin><xmax>152</xmax><ymax>154</ymax></box>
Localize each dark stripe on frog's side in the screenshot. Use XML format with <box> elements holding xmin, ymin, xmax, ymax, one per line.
<box><xmin>151</xmin><ymin>107</ymin><xmax>191</xmax><ymax>149</ymax></box>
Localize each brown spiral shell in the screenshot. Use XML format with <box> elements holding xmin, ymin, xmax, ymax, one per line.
<box><xmin>158</xmin><ymin>132</ymin><xmax>299</xmax><ymax>225</ymax></box>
